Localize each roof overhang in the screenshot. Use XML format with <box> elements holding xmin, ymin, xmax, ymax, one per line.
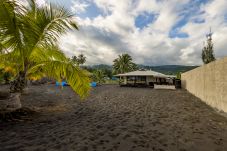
<box><xmin>114</xmin><ymin>70</ymin><xmax>176</xmax><ymax>79</ymax></box>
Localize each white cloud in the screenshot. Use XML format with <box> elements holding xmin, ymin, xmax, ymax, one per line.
<box><xmin>57</xmin><ymin>0</ymin><xmax>227</xmax><ymax>66</ymax></box>
<box><xmin>36</xmin><ymin>0</ymin><xmax>46</xmax><ymax>7</ymax></box>
<box><xmin>71</xmin><ymin>0</ymin><xmax>89</xmax><ymax>14</ymax></box>
<box><xmin>179</xmin><ymin>0</ymin><xmax>227</xmax><ymax>64</ymax></box>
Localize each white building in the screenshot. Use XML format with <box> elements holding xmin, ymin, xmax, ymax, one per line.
<box><xmin>115</xmin><ymin>70</ymin><xmax>176</xmax><ymax>87</ymax></box>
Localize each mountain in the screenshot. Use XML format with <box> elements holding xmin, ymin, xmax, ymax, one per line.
<box><xmin>84</xmin><ymin>64</ymin><xmax>198</xmax><ymax>76</ymax></box>
<box><xmin>138</xmin><ymin>65</ymin><xmax>198</xmax><ymax>75</ymax></box>
<box><xmin>90</xmin><ymin>64</ymin><xmax>112</xmax><ymax>70</ymax></box>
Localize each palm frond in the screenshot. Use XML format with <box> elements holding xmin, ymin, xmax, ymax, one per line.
<box><xmin>0</xmin><ymin>1</ymin><xmax>89</xmax><ymax>99</ymax></box>
<box><xmin>29</xmin><ymin>45</ymin><xmax>67</xmax><ymax>63</ymax></box>
<box><xmin>25</xmin><ymin>3</ymin><xmax>79</xmax><ymax>50</ymax></box>
<box><xmin>27</xmin><ymin>60</ymin><xmax>91</xmax><ymax>98</ymax></box>
<box><xmin>0</xmin><ymin>0</ymin><xmax>25</xmax><ymax>49</ymax></box>
<box><xmin>0</xmin><ymin>42</ymin><xmax>7</xmax><ymax>54</ymax></box>
<box><xmin>0</xmin><ymin>0</ymin><xmax>28</xmax><ymax>71</ymax></box>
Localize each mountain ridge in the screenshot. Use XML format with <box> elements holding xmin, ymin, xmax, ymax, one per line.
<box><xmin>84</xmin><ymin>64</ymin><xmax>199</xmax><ymax>75</ymax></box>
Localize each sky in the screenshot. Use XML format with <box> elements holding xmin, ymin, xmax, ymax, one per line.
<box><xmin>33</xmin><ymin>0</ymin><xmax>227</xmax><ymax>65</ymax></box>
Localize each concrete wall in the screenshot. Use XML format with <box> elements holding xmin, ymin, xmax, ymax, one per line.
<box><xmin>181</xmin><ymin>57</ymin><xmax>227</xmax><ymax>112</ymax></box>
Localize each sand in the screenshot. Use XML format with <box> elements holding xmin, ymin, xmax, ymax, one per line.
<box><xmin>0</xmin><ymin>84</ymin><xmax>227</xmax><ymax>151</ymax></box>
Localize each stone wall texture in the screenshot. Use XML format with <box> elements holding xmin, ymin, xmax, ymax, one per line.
<box><xmin>181</xmin><ymin>57</ymin><xmax>227</xmax><ymax>112</ymax></box>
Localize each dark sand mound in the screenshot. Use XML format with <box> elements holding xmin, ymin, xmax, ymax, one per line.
<box><xmin>0</xmin><ymin>84</ymin><xmax>227</xmax><ymax>151</ymax></box>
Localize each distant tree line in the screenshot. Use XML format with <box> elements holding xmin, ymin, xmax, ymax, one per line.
<box><xmin>70</xmin><ymin>53</ymin><xmax>138</xmax><ymax>84</ymax></box>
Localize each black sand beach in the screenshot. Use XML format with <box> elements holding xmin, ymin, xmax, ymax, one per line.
<box><xmin>0</xmin><ymin>84</ymin><xmax>227</xmax><ymax>151</ymax></box>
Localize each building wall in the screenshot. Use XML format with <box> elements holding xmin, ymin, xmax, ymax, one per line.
<box><xmin>181</xmin><ymin>57</ymin><xmax>227</xmax><ymax>112</ymax></box>
<box><xmin>120</xmin><ymin>76</ymin><xmax>157</xmax><ymax>85</ymax></box>
<box><xmin>146</xmin><ymin>76</ymin><xmax>156</xmax><ymax>84</ymax></box>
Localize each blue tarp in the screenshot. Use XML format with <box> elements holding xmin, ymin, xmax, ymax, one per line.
<box><xmin>90</xmin><ymin>82</ymin><xmax>97</xmax><ymax>87</ymax></box>
<box><xmin>56</xmin><ymin>81</ymin><xmax>68</xmax><ymax>86</ymax></box>
<box><xmin>56</xmin><ymin>81</ymin><xmax>97</xmax><ymax>87</ymax></box>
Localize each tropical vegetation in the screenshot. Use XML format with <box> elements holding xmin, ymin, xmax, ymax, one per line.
<box><xmin>92</xmin><ymin>70</ymin><xmax>105</xmax><ymax>85</ymax></box>
<box><xmin>84</xmin><ymin>64</ymin><xmax>113</xmax><ymax>79</ymax></box>
<box><xmin>113</xmin><ymin>54</ymin><xmax>138</xmax><ymax>74</ymax></box>
<box><xmin>0</xmin><ymin>0</ymin><xmax>90</xmax><ymax>98</ymax></box>
<box><xmin>202</xmin><ymin>32</ymin><xmax>215</xmax><ymax>64</ymax></box>
<box><xmin>72</xmin><ymin>54</ymin><xmax>86</xmax><ymax>66</ymax></box>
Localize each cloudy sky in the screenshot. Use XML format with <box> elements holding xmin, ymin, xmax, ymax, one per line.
<box><xmin>36</xmin><ymin>0</ymin><xmax>227</xmax><ymax>66</ymax></box>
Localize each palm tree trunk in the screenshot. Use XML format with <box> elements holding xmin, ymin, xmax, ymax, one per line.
<box><xmin>10</xmin><ymin>71</ymin><xmax>27</xmax><ymax>93</ymax></box>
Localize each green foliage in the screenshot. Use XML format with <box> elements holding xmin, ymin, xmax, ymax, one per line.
<box><xmin>72</xmin><ymin>56</ymin><xmax>78</xmax><ymax>63</ymax></box>
<box><xmin>92</xmin><ymin>70</ymin><xmax>105</xmax><ymax>84</ymax></box>
<box><xmin>72</xmin><ymin>54</ymin><xmax>86</xmax><ymax>65</ymax></box>
<box><xmin>0</xmin><ymin>0</ymin><xmax>90</xmax><ymax>98</ymax></box>
<box><xmin>202</xmin><ymin>33</ymin><xmax>215</xmax><ymax>64</ymax></box>
<box><xmin>3</xmin><ymin>71</ymin><xmax>11</xmax><ymax>84</ymax></box>
<box><xmin>83</xmin><ymin>64</ymin><xmax>113</xmax><ymax>78</ymax></box>
<box><xmin>176</xmin><ymin>72</ymin><xmax>181</xmax><ymax>79</ymax></box>
<box><xmin>0</xmin><ymin>68</ymin><xmax>13</xmax><ymax>84</ymax></box>
<box><xmin>103</xmin><ymin>69</ymin><xmax>113</xmax><ymax>78</ymax></box>
<box><xmin>113</xmin><ymin>54</ymin><xmax>138</xmax><ymax>74</ymax></box>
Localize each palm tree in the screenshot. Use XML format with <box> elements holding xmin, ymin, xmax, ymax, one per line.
<box><xmin>72</xmin><ymin>56</ymin><xmax>78</xmax><ymax>64</ymax></box>
<box><xmin>77</xmin><ymin>54</ymin><xmax>86</xmax><ymax>65</ymax></box>
<box><xmin>72</xmin><ymin>54</ymin><xmax>86</xmax><ymax>65</ymax></box>
<box><xmin>0</xmin><ymin>0</ymin><xmax>90</xmax><ymax>98</ymax></box>
<box><xmin>113</xmin><ymin>54</ymin><xmax>138</xmax><ymax>74</ymax></box>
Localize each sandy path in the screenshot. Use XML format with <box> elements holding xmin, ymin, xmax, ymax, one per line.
<box><xmin>0</xmin><ymin>84</ymin><xmax>227</xmax><ymax>151</ymax></box>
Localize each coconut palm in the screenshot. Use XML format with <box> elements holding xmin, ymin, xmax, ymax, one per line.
<box><xmin>113</xmin><ymin>54</ymin><xmax>138</xmax><ymax>74</ymax></box>
<box><xmin>72</xmin><ymin>54</ymin><xmax>86</xmax><ymax>65</ymax></box>
<box><xmin>0</xmin><ymin>0</ymin><xmax>90</xmax><ymax>98</ymax></box>
<box><xmin>77</xmin><ymin>54</ymin><xmax>86</xmax><ymax>65</ymax></box>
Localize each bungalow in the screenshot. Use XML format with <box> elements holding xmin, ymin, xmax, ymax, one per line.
<box><xmin>115</xmin><ymin>70</ymin><xmax>176</xmax><ymax>87</ymax></box>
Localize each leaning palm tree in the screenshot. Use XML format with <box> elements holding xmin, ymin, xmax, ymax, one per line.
<box><xmin>113</xmin><ymin>54</ymin><xmax>138</xmax><ymax>74</ymax></box>
<box><xmin>0</xmin><ymin>0</ymin><xmax>90</xmax><ymax>98</ymax></box>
